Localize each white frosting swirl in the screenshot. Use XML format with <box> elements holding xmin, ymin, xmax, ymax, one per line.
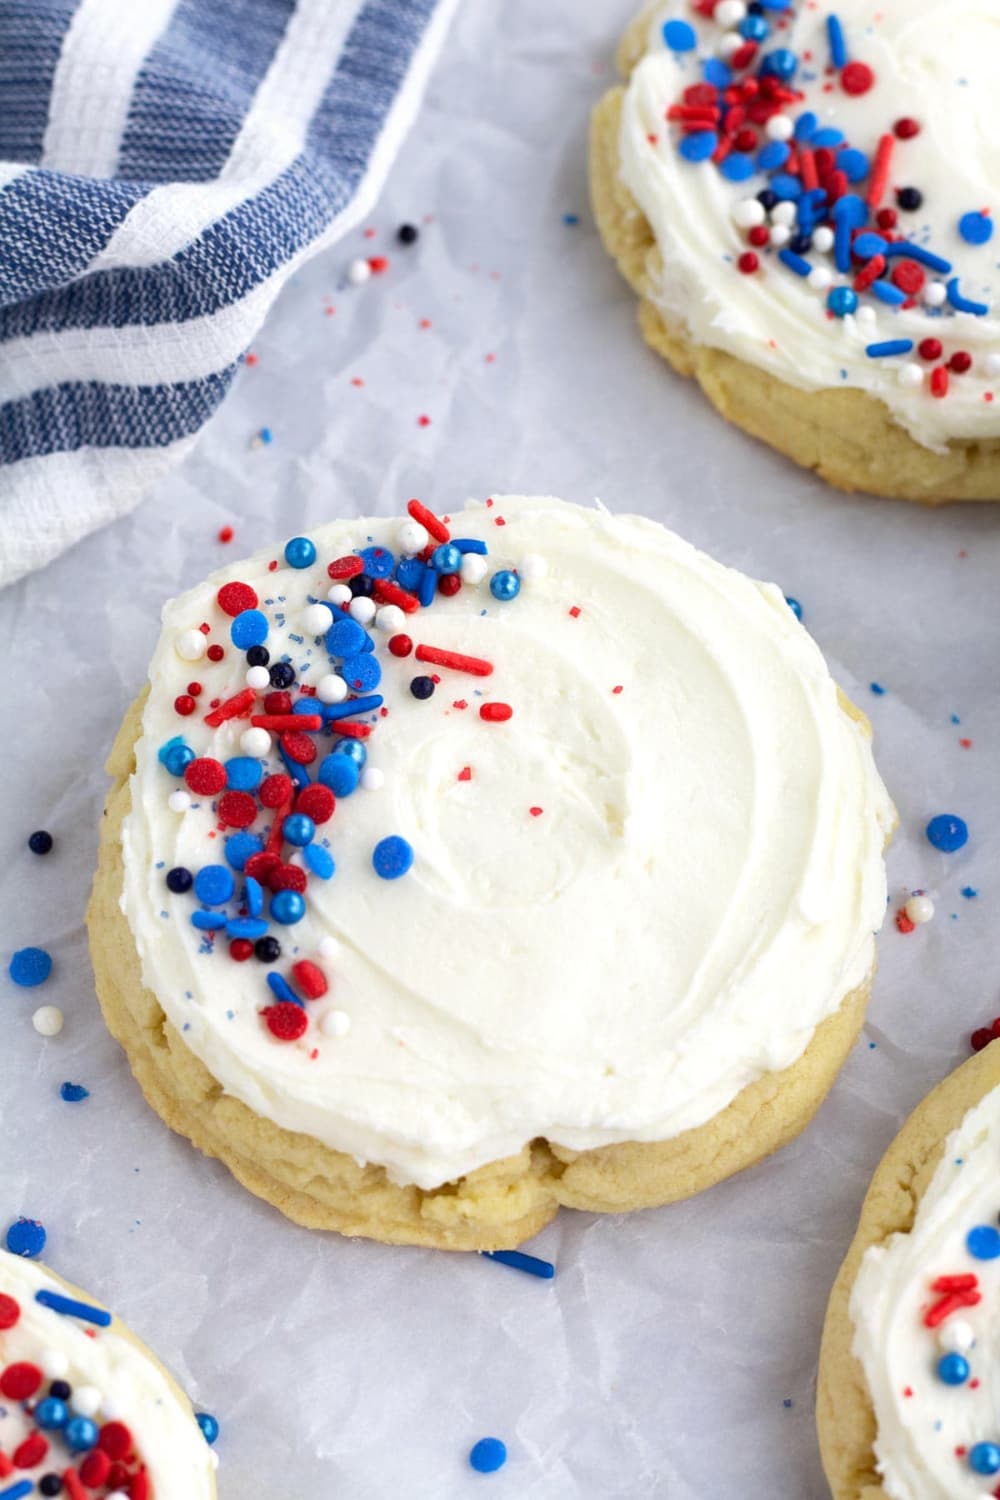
<box><xmin>852</xmin><ymin>1085</ymin><xmax>1000</xmax><ymax>1499</ymax></box>
<box><xmin>121</xmin><ymin>496</ymin><xmax>892</xmax><ymax>1189</ymax></box>
<box><xmin>619</xmin><ymin>1</ymin><xmax>1000</xmax><ymax>450</ymax></box>
<box><xmin>0</xmin><ymin>1250</ymin><xmax>214</xmax><ymax>1497</ymax></box>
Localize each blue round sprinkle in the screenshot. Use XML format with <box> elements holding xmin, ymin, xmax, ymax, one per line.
<box><xmin>758</xmin><ymin>141</ymin><xmax>790</xmax><ymax>172</ymax></box>
<box><xmin>662</xmin><ymin>18</ymin><xmax>696</xmax><ymax>51</ymax></box>
<box><xmin>761</xmin><ymin>47</ymin><xmax>797</xmax><ymax>81</ymax></box>
<box><xmin>230</xmin><ymin>609</ymin><xmax>269</xmax><ymax>650</ymax></box>
<box><xmin>318</xmin><ymin>754</ymin><xmax>360</xmax><ymax>797</ymax></box>
<box><xmin>225</xmin><ymin>756</ymin><xmax>264</xmax><ymax>791</ymax></box>
<box><xmin>828</xmin><ymin>287</ymin><xmax>859</xmax><ymax>318</ymax></box>
<box><xmin>304</xmin><ymin>844</ymin><xmax>335</xmax><ymax>880</ymax></box>
<box><xmin>837</xmin><ymin>148</ymin><xmax>870</xmax><ymax>183</ymax></box>
<box><xmin>937</xmin><ymin>1352</ymin><xmax>970</xmax><ymax>1385</ymax></box>
<box><xmin>469</xmin><ymin>1438</ymin><xmax>507</xmax><ymax>1474</ymax></box>
<box><xmin>226</xmin><ymin>918</ymin><xmax>268</xmax><ymax>940</ymax></box>
<box><xmin>926</xmin><ymin>814</ymin><xmax>968</xmax><ymax>853</ymax></box>
<box><xmin>163</xmin><ymin>743</ymin><xmax>196</xmax><ymax>778</ymax></box>
<box><xmin>720</xmin><ymin>153</ymin><xmax>755</xmax><ymax>183</ymax></box>
<box><xmin>5</xmin><ymin>1217</ymin><xmax>46</xmax><ymax>1258</ymax></box>
<box><xmin>679</xmin><ymin>130</ymin><xmax>718</xmax><ymax>164</ymax></box>
<box><xmin>740</xmin><ymin>14</ymin><xmax>769</xmax><ymax>41</ymax></box>
<box><xmin>812</xmin><ymin>127</ymin><xmax>846</xmax><ymax>149</ymax></box>
<box><xmin>326</xmin><ymin>617</ymin><xmax>368</xmax><ymax>658</ymax></box>
<box><xmin>701</xmin><ymin>58</ymin><xmax>732</xmax><ymax>89</ymax></box>
<box><xmin>283</xmin><ymin>813</ymin><xmax>315</xmax><ymax>848</ymax></box>
<box><xmin>970</xmin><ymin>1443</ymin><xmax>1000</xmax><ymax>1477</ymax></box>
<box><xmin>770</xmin><ymin>173</ymin><xmax>802</xmax><ymax>201</ymax></box>
<box><xmin>396</xmin><ymin>557</ymin><xmax>424</xmax><ymax>591</ymax></box>
<box><xmin>194</xmin><ymin>865</ymin><xmax>235</xmax><ymax>906</ymax></box>
<box><xmin>785</xmin><ymin>597</ymin><xmax>803</xmax><ymax>621</ymax></box>
<box><xmin>284</xmin><ymin>536</ymin><xmax>316</xmax><ymax>569</ymax></box>
<box><xmin>490</xmin><ymin>569</ymin><xmax>521</xmax><ymax>602</ymax></box>
<box><xmin>244</xmin><ymin>876</ymin><xmax>264</xmax><ymax>917</ymax></box>
<box><xmin>8</xmin><ymin>946</ymin><xmax>52</xmax><ymax>988</ymax></box>
<box><xmin>372</xmin><ymin>835</ymin><xmax>414</xmax><ymax>881</ymax></box>
<box><xmin>431</xmin><ymin>543</ymin><xmax>463</xmax><ymax>575</ymax></box>
<box><xmin>60</xmin><ymin>1082</ymin><xmax>90</xmax><ymax>1103</ymax></box>
<box><xmin>64</xmin><ymin>1416</ymin><xmax>99</xmax><ymax>1454</ymax></box>
<box><xmin>959</xmin><ymin>210</ymin><xmax>994</xmax><ymax>246</ymax></box>
<box><xmin>35</xmin><ymin>1397</ymin><xmax>69</xmax><ymax>1429</ymax></box>
<box><xmin>794</xmin><ymin>110</ymin><xmax>817</xmax><ymax>141</ymax></box>
<box><xmin>359</xmin><ymin>545</ymin><xmax>395</xmax><ymax>579</ymax></box>
<box><xmin>334</xmin><ymin>738</ymin><xmax>367</xmax><ymax>768</ymax></box>
<box><xmin>224</xmin><ymin>832</ymin><xmax>263</xmax><ymax>871</ymax></box>
<box><xmin>854</xmin><ymin>232</ymin><xmax>888</xmax><ymax>260</ymax></box>
<box><xmin>197</xmin><ymin>1412</ymin><xmax>220</xmax><ymax>1446</ymax></box>
<box><xmin>271</xmin><ymin>890</ymin><xmax>306</xmax><ymax>925</ymax></box>
<box><xmin>339</xmin><ymin>653</ymin><xmax>382</xmax><ymax>692</ymax></box>
<box><xmin>192</xmin><ymin>911</ymin><xmax>227</xmax><ymax>932</ymax></box>
<box><xmin>967</xmin><ymin>1224</ymin><xmax>1000</xmax><ymax>1260</ymax></box>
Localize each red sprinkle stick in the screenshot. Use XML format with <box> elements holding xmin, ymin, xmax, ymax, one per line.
<box><xmin>266</xmin><ymin>800</ymin><xmax>292</xmax><ymax>857</ymax></box>
<box><xmin>479</xmin><ymin>702</ymin><xmax>512</xmax><ymax>722</ymax></box>
<box><xmin>327</xmin><ymin>555</ymin><xmax>364</xmax><ymax>580</ymax></box>
<box><xmin>203</xmin><ymin>688</ymin><xmax>257</xmax><ymax>727</ymax></box>
<box><xmin>332</xmin><ymin>721</ymin><xmax>372</xmax><ymax>739</ymax></box>
<box><xmin>867</xmin><ymin>133</ymin><xmax>895</xmax><ymax>209</ymax></box>
<box><xmin>250</xmin><ymin>714</ymin><xmax>322</xmax><ymax>731</ymax></box>
<box><xmin>407</xmin><ymin>498</ymin><xmax>450</xmax><ymax>543</ymax></box>
<box><xmin>373</xmin><ymin>578</ymin><xmax>420</xmax><ymax>614</ymax></box>
<box><xmin>62</xmin><ymin>1472</ymin><xmax>88</xmax><ymax>1500</ymax></box>
<box><xmin>415</xmin><ymin>645</ymin><xmax>493</xmax><ymax>677</ymax></box>
<box><xmin>925</xmin><ymin>1288</ymin><xmax>981</xmax><ymax>1328</ymax></box>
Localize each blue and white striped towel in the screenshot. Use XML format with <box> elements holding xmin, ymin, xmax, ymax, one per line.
<box><xmin>0</xmin><ymin>0</ymin><xmax>460</xmax><ymax>587</ymax></box>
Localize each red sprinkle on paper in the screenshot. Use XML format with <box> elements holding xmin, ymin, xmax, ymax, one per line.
<box><xmin>457</xmin><ymin>766</ymin><xmax>472</xmax><ymax>782</ymax></box>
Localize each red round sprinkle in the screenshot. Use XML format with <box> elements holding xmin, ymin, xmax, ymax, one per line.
<box><xmin>207</xmin><ymin>644</ymin><xmax>225</xmax><ymax>663</ymax></box>
<box><xmin>891</xmin><ymin>260</ymin><xmax>925</xmax><ymax>296</ymax></box>
<box><xmin>99</xmin><ymin>1422</ymin><xmax>133</xmax><ymax>1462</ymax></box>
<box><xmin>0</xmin><ymin>1295</ymin><xmax>20</xmax><ymax>1330</ymax></box>
<box><xmin>106</xmin><ymin>1462</ymin><xmax>131</xmax><ymax>1490</ymax></box>
<box><xmin>217</xmin><ymin>582</ymin><xmax>258</xmax><ymax>617</ymax></box>
<box><xmin>949</xmin><ymin>351</ymin><xmax>973</xmax><ymax>374</ymax></box>
<box><xmin>217</xmin><ymin>791</ymin><xmax>257</xmax><ymax>828</ymax></box>
<box><xmin>218</xmin><ymin>525</ymin><xmax>234</xmax><ymax>543</ymax></box>
<box><xmin>734</xmin><ymin>128</ymin><xmax>758</xmax><ymax>153</ymax></box>
<box><xmin>294</xmin><ymin>785</ymin><xmax>335</xmax><ymax>824</ymax></box>
<box><xmin>388</xmin><ymin>634</ymin><xmax>413</xmax><ymax>658</ymax></box>
<box><xmin>269</xmin><ymin>864</ymin><xmax>308</xmax><ymax>893</ymax></box>
<box><xmin>184</xmin><ymin>758</ymin><xmax>227</xmax><ymax>796</ymax></box>
<box><xmin>174</xmin><ymin>694</ymin><xmax>196</xmax><ymax>717</ymax></box>
<box><xmin>918</xmin><ymin>338</ymin><xmax>943</xmax><ymax>362</ymax></box>
<box><xmin>437</xmin><ymin>574</ymin><xmax>462</xmax><ymax>597</ymax></box>
<box><xmin>260</xmin><ymin>774</ymin><xmax>294</xmax><ymax>809</ymax></box>
<box><xmin>13</xmin><ymin>1432</ymin><xmax>48</xmax><ymax>1469</ymax></box>
<box><xmin>480</xmin><ymin>702</ymin><xmax>513</xmax><ymax>722</ymax></box>
<box><xmin>894</xmin><ymin>116</ymin><xmax>921</xmax><ymax>140</ymax></box>
<box><xmin>327</xmin><ymin>555</ymin><xmax>364</xmax><ymax>580</ymax></box>
<box><xmin>244</xmin><ymin>851</ymin><xmax>281</xmax><ymax>883</ymax></box>
<box><xmin>875</xmin><ymin>207</ymin><xmax>898</xmax><ymax>231</ymax></box>
<box><xmin>280</xmin><ymin>731</ymin><xmax>317</xmax><ymax>765</ymax></box>
<box><xmin>79</xmin><ymin>1450</ymin><xmax>112</xmax><ymax>1487</ymax></box>
<box><xmin>748</xmin><ymin>224</ymin><xmax>770</xmax><ymax>247</ymax></box>
<box><xmin>841</xmin><ymin>61</ymin><xmax>874</xmax><ymax>95</ymax></box>
<box><xmin>264</xmin><ymin>691</ymin><xmax>292</xmax><ymax>715</ymax></box>
<box><xmin>930</xmin><ymin>366</ymin><xmax>950</xmax><ymax>399</ymax></box>
<box><xmin>0</xmin><ymin>1362</ymin><xmax>43</xmax><ymax>1400</ymax></box>
<box><xmin>187</xmin><ymin>682</ymin><xmax>203</xmax><ymax>697</ymax></box>
<box><xmin>229</xmin><ymin>939</ymin><xmax>254</xmax><ymax>962</ymax></box>
<box><xmin>972</xmin><ymin>1027</ymin><xmax>993</xmax><ymax>1053</ymax></box>
<box><xmin>738</xmin><ymin>252</ymin><xmax>759</xmax><ymax>275</ymax></box>
<box><xmin>265</xmin><ymin>1002</ymin><xmax>308</xmax><ymax>1041</ymax></box>
<box><xmin>292</xmin><ymin>960</ymin><xmax>328</xmax><ymax>1000</ymax></box>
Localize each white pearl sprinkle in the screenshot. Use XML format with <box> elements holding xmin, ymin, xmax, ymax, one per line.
<box><xmin>240</xmin><ymin>727</ymin><xmax>271</xmax><ymax>757</ymax></box>
<box><xmin>714</xmin><ymin>0</ymin><xmax>746</xmax><ymax>25</ymax></box>
<box><xmin>317</xmin><ymin>935</ymin><xmax>340</xmax><ymax>960</ymax></box>
<box><xmin>771</xmin><ymin>202</ymin><xmax>798</xmax><ymax>228</ymax></box>
<box><xmin>812</xmin><ymin>225</ymin><xmax>835</xmax><ymax>253</ymax></box>
<box><xmin>924</xmin><ymin>281</ymin><xmax>948</xmax><ymax>308</ymax></box>
<box><xmin>769</xmin><ymin>224</ymin><xmax>792</xmax><ymax>248</ymax></box>
<box><xmin>731</xmin><ymin>198</ymin><xmax>766</xmax><ymax>230</ymax></box>
<box><xmin>460</xmin><ymin>554</ymin><xmax>488</xmax><ymax>585</ymax></box>
<box><xmin>348</xmin><ymin>596</ymin><xmax>377</xmax><ymax>626</ymax></box>
<box><xmin>32</xmin><ymin>1005</ymin><xmax>64</xmax><ymax>1037</ymax></box>
<box><xmin>210</xmin><ymin>1452</ymin><xmax>220</xmax><ymax>1472</ymax></box>
<box><xmin>168</xmin><ymin>790</ymin><xmax>192</xmax><ymax>813</ymax></box>
<box><xmin>71</xmin><ymin>1384</ymin><xmax>103</xmax><ymax>1418</ymax></box>
<box><xmin>327</xmin><ymin>582</ymin><xmax>353</xmax><ymax>607</ymax></box>
<box><xmin>984</xmin><ymin>353</ymin><xmax>1000</xmax><ymax>378</ymax></box>
<box><xmin>361</xmin><ymin>767</ymin><xmax>385</xmax><ymax>792</ymax></box>
<box><xmin>375</xmin><ymin>604</ymin><xmax>405</xmax><ymax>634</ymax></box>
<box><xmin>518</xmin><ymin>553</ymin><xmax>548</xmax><ymax>582</ymax></box>
<box><xmin>856</xmin><ymin>305</ymin><xmax>877</xmax><ymax>325</ymax></box>
<box><xmin>347</xmin><ymin>257</ymin><xmax>371</xmax><ymax>286</ymax></box>
<box><xmin>898</xmin><ymin>363</ymin><xmax>924</xmax><ymax>389</ymax></box>
<box><xmin>41</xmin><ymin>1349</ymin><xmax>70</xmax><ymax>1379</ymax></box>
<box><xmin>245</xmin><ymin>665</ymin><xmax>271</xmax><ymax>691</ymax></box>
<box><xmin>938</xmin><ymin>1319</ymin><xmax>975</xmax><ymax>1353</ymax></box>
<box><xmin>717</xmin><ymin>31</ymin><xmax>743</xmax><ymax>58</ymax></box>
<box><xmin>301</xmin><ymin>602</ymin><xmax>334</xmax><ymax>636</ymax></box>
<box><xmin>396</xmin><ymin>519</ymin><xmax>429</xmax><ymax>556</ymax></box>
<box><xmin>174</xmin><ymin>629</ymin><xmax>207</xmax><ymax>663</ymax></box>
<box><xmin>808</xmin><ymin>267</ymin><xmax>833</xmax><ymax>292</ymax></box>
<box><xmin>316</xmin><ymin>673</ymin><xmax>348</xmax><ymax>705</ymax></box>
<box><xmin>905</xmin><ymin>893</ymin><xmax>935</xmax><ymax>924</ymax></box>
<box><xmin>321</xmin><ymin>1009</ymin><xmax>352</xmax><ymax>1038</ymax></box>
<box><xmin>766</xmin><ymin>114</ymin><xmax>794</xmax><ymax>142</ymax></box>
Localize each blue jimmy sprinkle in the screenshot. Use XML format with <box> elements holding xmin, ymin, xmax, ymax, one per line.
<box><xmin>35</xmin><ymin>1289</ymin><xmax>112</xmax><ymax>1327</ymax></box>
<box><xmin>482</xmin><ymin>1249</ymin><xmax>555</xmax><ymax>1279</ymax></box>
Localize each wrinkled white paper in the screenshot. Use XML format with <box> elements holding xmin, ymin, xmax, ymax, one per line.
<box><xmin>2</xmin><ymin>3</ymin><xmax>999</xmax><ymax>1495</ymax></box>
